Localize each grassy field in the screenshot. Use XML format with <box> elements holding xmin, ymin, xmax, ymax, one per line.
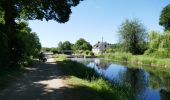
<box><xmin>57</xmin><ymin>59</ymin><xmax>134</xmax><ymax>100</ymax></box>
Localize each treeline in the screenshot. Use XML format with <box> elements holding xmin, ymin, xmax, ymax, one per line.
<box><xmin>0</xmin><ymin>0</ymin><xmax>82</xmax><ymax>68</ymax></box>
<box><xmin>42</xmin><ymin>38</ymin><xmax>94</xmax><ymax>56</ymax></box>
<box><xmin>0</xmin><ymin>18</ymin><xmax>41</xmax><ymax>68</ymax></box>
<box><xmin>108</xmin><ymin>4</ymin><xmax>170</xmax><ymax>59</ymax></box>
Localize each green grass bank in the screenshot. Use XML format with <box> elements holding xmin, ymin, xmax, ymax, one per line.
<box><xmin>57</xmin><ymin>60</ymin><xmax>134</xmax><ymax>100</ymax></box>
<box><xmin>100</xmin><ymin>52</ymin><xmax>170</xmax><ymax>68</ymax></box>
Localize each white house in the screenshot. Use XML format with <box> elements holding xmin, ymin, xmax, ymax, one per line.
<box><xmin>92</xmin><ymin>41</ymin><xmax>110</xmax><ymax>54</ymax></box>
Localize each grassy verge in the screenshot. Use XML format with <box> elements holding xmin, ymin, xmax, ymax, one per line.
<box><xmin>57</xmin><ymin>60</ymin><xmax>134</xmax><ymax>100</ymax></box>
<box><xmin>101</xmin><ymin>52</ymin><xmax>170</xmax><ymax>68</ymax></box>
<box><xmin>54</xmin><ymin>54</ymin><xmax>67</xmax><ymax>61</ymax></box>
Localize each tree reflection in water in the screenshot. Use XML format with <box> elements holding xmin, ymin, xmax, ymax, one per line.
<box><xmin>71</xmin><ymin>58</ymin><xmax>170</xmax><ymax>100</ymax></box>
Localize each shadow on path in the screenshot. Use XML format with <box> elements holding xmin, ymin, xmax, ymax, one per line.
<box><xmin>0</xmin><ymin>57</ymin><xmax>104</xmax><ymax>100</ymax></box>
<box><xmin>0</xmin><ymin>59</ymin><xmax>71</xmax><ymax>100</ymax></box>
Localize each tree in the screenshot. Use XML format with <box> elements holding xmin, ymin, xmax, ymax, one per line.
<box><xmin>58</xmin><ymin>41</ymin><xmax>72</xmax><ymax>51</ymax></box>
<box><xmin>145</xmin><ymin>31</ymin><xmax>170</xmax><ymax>58</ymax></box>
<box><xmin>0</xmin><ymin>0</ymin><xmax>83</xmax><ymax>66</ymax></box>
<box><xmin>118</xmin><ymin>19</ymin><xmax>147</xmax><ymax>54</ymax></box>
<box><xmin>159</xmin><ymin>4</ymin><xmax>170</xmax><ymax>31</ymax></box>
<box><xmin>0</xmin><ymin>22</ymin><xmax>8</xmax><ymax>67</ymax></box>
<box><xmin>73</xmin><ymin>38</ymin><xmax>92</xmax><ymax>51</ymax></box>
<box><xmin>148</xmin><ymin>31</ymin><xmax>161</xmax><ymax>50</ymax></box>
<box><xmin>15</xmin><ymin>21</ymin><xmax>41</xmax><ymax>64</ymax></box>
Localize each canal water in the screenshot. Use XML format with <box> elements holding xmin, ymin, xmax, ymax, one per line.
<box><xmin>71</xmin><ymin>58</ymin><xmax>170</xmax><ymax>100</ymax></box>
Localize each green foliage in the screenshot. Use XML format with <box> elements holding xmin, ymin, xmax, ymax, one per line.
<box><xmin>145</xmin><ymin>31</ymin><xmax>170</xmax><ymax>58</ymax></box>
<box><xmin>103</xmin><ymin>53</ymin><xmax>170</xmax><ymax>68</ymax></box>
<box><xmin>0</xmin><ymin>21</ymin><xmax>41</xmax><ymax>67</ymax></box>
<box><xmin>0</xmin><ymin>10</ymin><xmax>4</xmax><ymax>24</ymax></box>
<box><xmin>89</xmin><ymin>52</ymin><xmax>94</xmax><ymax>56</ymax></box>
<box><xmin>55</xmin><ymin>54</ymin><xmax>67</xmax><ymax>61</ymax></box>
<box><xmin>74</xmin><ymin>50</ymin><xmax>94</xmax><ymax>56</ymax></box>
<box><xmin>58</xmin><ymin>41</ymin><xmax>73</xmax><ymax>51</ymax></box>
<box><xmin>109</xmin><ymin>43</ymin><xmax>123</xmax><ymax>52</ymax></box>
<box><xmin>58</xmin><ymin>60</ymin><xmax>98</xmax><ymax>79</ymax></box>
<box><xmin>0</xmin><ymin>0</ymin><xmax>83</xmax><ymax>67</ymax></box>
<box><xmin>147</xmin><ymin>31</ymin><xmax>161</xmax><ymax>49</ymax></box>
<box><xmin>73</xmin><ymin>38</ymin><xmax>92</xmax><ymax>51</ymax></box>
<box><xmin>159</xmin><ymin>4</ymin><xmax>170</xmax><ymax>31</ymax></box>
<box><xmin>0</xmin><ymin>0</ymin><xmax>83</xmax><ymax>23</ymax></box>
<box><xmin>58</xmin><ymin>60</ymin><xmax>134</xmax><ymax>100</ymax></box>
<box><xmin>51</xmin><ymin>48</ymin><xmax>59</xmax><ymax>54</ymax></box>
<box><xmin>42</xmin><ymin>47</ymin><xmax>51</xmax><ymax>52</ymax></box>
<box><xmin>16</xmin><ymin>21</ymin><xmax>41</xmax><ymax>64</ymax></box>
<box><xmin>118</xmin><ymin>19</ymin><xmax>147</xmax><ymax>54</ymax></box>
<box><xmin>0</xmin><ymin>23</ymin><xmax>8</xmax><ymax>67</ymax></box>
<box><xmin>106</xmin><ymin>48</ymin><xmax>115</xmax><ymax>53</ymax></box>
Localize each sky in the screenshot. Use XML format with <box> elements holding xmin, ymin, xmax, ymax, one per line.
<box><xmin>28</xmin><ymin>0</ymin><xmax>170</xmax><ymax>47</ymax></box>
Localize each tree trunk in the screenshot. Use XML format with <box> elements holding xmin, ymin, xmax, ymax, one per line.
<box><xmin>2</xmin><ymin>0</ymin><xmax>18</xmax><ymax>67</ymax></box>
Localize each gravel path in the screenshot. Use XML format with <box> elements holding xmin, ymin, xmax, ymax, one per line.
<box><xmin>0</xmin><ymin>56</ymin><xmax>70</xmax><ymax>100</ymax></box>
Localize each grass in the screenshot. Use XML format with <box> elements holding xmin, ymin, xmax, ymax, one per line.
<box><xmin>102</xmin><ymin>52</ymin><xmax>170</xmax><ymax>68</ymax></box>
<box><xmin>58</xmin><ymin>60</ymin><xmax>98</xmax><ymax>80</ymax></box>
<box><xmin>57</xmin><ymin>60</ymin><xmax>134</xmax><ymax>100</ymax></box>
<box><xmin>54</xmin><ymin>54</ymin><xmax>67</xmax><ymax>61</ymax></box>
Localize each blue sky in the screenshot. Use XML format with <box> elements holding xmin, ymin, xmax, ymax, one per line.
<box><xmin>29</xmin><ymin>0</ymin><xmax>170</xmax><ymax>47</ymax></box>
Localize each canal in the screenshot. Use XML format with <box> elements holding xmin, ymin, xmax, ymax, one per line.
<box><xmin>71</xmin><ymin>58</ymin><xmax>170</xmax><ymax>100</ymax></box>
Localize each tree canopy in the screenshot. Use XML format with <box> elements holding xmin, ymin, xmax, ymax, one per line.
<box><xmin>118</xmin><ymin>19</ymin><xmax>147</xmax><ymax>54</ymax></box>
<box><xmin>58</xmin><ymin>41</ymin><xmax>73</xmax><ymax>51</ymax></box>
<box><xmin>0</xmin><ymin>0</ymin><xmax>83</xmax><ymax>23</ymax></box>
<box><xmin>159</xmin><ymin>4</ymin><xmax>170</xmax><ymax>31</ymax></box>
<box><xmin>73</xmin><ymin>38</ymin><xmax>92</xmax><ymax>51</ymax></box>
<box><xmin>145</xmin><ymin>31</ymin><xmax>170</xmax><ymax>58</ymax></box>
<box><xmin>0</xmin><ymin>0</ymin><xmax>83</xmax><ymax>67</ymax></box>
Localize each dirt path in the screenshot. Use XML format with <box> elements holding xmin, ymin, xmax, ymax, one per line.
<box><xmin>0</xmin><ymin>56</ymin><xmax>71</xmax><ymax>100</ymax></box>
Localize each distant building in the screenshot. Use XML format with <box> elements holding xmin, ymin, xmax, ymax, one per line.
<box><xmin>92</xmin><ymin>41</ymin><xmax>110</xmax><ymax>54</ymax></box>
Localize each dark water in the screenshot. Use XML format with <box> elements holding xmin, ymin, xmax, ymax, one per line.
<box><xmin>71</xmin><ymin>58</ymin><xmax>170</xmax><ymax>100</ymax></box>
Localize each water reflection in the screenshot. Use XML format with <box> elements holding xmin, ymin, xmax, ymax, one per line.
<box><xmin>71</xmin><ymin>58</ymin><xmax>170</xmax><ymax>100</ymax></box>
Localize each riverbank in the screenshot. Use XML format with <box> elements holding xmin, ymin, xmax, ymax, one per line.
<box><xmin>100</xmin><ymin>52</ymin><xmax>170</xmax><ymax>68</ymax></box>
<box><xmin>57</xmin><ymin>60</ymin><xmax>134</xmax><ymax>100</ymax></box>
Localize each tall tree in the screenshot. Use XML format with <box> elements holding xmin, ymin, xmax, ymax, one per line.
<box><xmin>118</xmin><ymin>19</ymin><xmax>147</xmax><ymax>54</ymax></box>
<box><xmin>73</xmin><ymin>38</ymin><xmax>92</xmax><ymax>51</ymax></box>
<box><xmin>0</xmin><ymin>0</ymin><xmax>83</xmax><ymax>66</ymax></box>
<box><xmin>159</xmin><ymin>4</ymin><xmax>170</xmax><ymax>31</ymax></box>
<box><xmin>145</xmin><ymin>31</ymin><xmax>170</xmax><ymax>58</ymax></box>
<box><xmin>58</xmin><ymin>41</ymin><xmax>72</xmax><ymax>51</ymax></box>
<box><xmin>15</xmin><ymin>21</ymin><xmax>41</xmax><ymax>64</ymax></box>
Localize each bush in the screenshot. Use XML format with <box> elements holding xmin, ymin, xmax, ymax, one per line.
<box><xmin>155</xmin><ymin>49</ymin><xmax>170</xmax><ymax>58</ymax></box>
<box><xmin>89</xmin><ymin>52</ymin><xmax>94</xmax><ymax>56</ymax></box>
<box><xmin>144</xmin><ymin>48</ymin><xmax>156</xmax><ymax>55</ymax></box>
<box><xmin>51</xmin><ymin>48</ymin><xmax>59</xmax><ymax>54</ymax></box>
<box><xmin>84</xmin><ymin>50</ymin><xmax>90</xmax><ymax>55</ymax></box>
